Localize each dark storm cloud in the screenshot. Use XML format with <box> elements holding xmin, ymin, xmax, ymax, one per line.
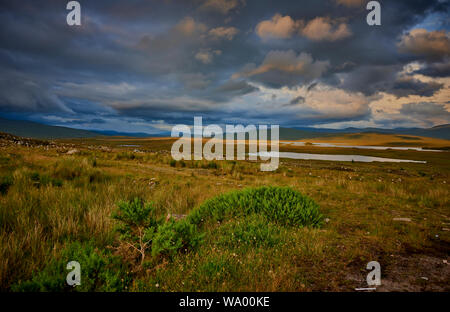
<box><xmin>400</xmin><ymin>102</ymin><xmax>450</xmax><ymax>119</ymax></box>
<box><xmin>389</xmin><ymin>77</ymin><xmax>443</xmax><ymax>98</ymax></box>
<box><xmin>415</xmin><ymin>61</ymin><xmax>450</xmax><ymax>77</ymax></box>
<box><xmin>0</xmin><ymin>0</ymin><xmax>448</xmax><ymax>131</ymax></box>
<box><xmin>337</xmin><ymin>65</ymin><xmax>444</xmax><ymax>97</ymax></box>
<box><xmin>233</xmin><ymin>50</ymin><xmax>329</xmax><ymax>88</ymax></box>
<box><xmin>289</xmin><ymin>96</ymin><xmax>305</xmax><ymax>105</ymax></box>
<box><xmin>215</xmin><ymin>80</ymin><xmax>259</xmax><ymax>95</ymax></box>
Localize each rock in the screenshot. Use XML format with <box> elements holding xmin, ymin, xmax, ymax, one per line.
<box><xmin>393</xmin><ymin>217</ymin><xmax>411</xmax><ymax>222</ymax></box>
<box><xmin>166</xmin><ymin>213</ymin><xmax>187</xmax><ymax>222</ymax></box>
<box><xmin>66</xmin><ymin>149</ymin><xmax>79</xmax><ymax>155</ymax></box>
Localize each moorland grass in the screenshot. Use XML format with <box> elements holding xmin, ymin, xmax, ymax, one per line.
<box><xmin>0</xmin><ymin>138</ymin><xmax>449</xmax><ymax>291</ymax></box>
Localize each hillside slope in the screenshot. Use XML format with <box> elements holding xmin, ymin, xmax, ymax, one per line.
<box><xmin>0</xmin><ymin>118</ymin><xmax>101</xmax><ymax>139</ymax></box>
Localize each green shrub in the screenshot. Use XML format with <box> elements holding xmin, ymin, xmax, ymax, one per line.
<box><xmin>187</xmin><ymin>186</ymin><xmax>323</xmax><ymax>228</ymax></box>
<box><xmin>217</xmin><ymin>215</ymin><xmax>282</xmax><ymax>248</ymax></box>
<box><xmin>112</xmin><ymin>198</ymin><xmax>203</xmax><ymax>261</ymax></box>
<box><xmin>0</xmin><ymin>175</ymin><xmax>13</xmax><ymax>195</ymax></box>
<box><xmin>12</xmin><ymin>241</ymin><xmax>129</xmax><ymax>292</ymax></box>
<box><xmin>112</xmin><ymin>198</ymin><xmax>162</xmax><ymax>264</ymax></box>
<box><xmin>152</xmin><ymin>219</ymin><xmax>203</xmax><ymax>258</ymax></box>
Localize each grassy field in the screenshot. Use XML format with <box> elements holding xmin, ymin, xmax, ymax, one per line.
<box><xmin>289</xmin><ymin>132</ymin><xmax>450</xmax><ymax>149</ymax></box>
<box><xmin>0</xmin><ymin>132</ymin><xmax>449</xmax><ymax>291</ymax></box>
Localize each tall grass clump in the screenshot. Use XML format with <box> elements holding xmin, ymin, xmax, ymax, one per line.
<box><xmin>0</xmin><ymin>175</ymin><xmax>13</xmax><ymax>195</ymax></box>
<box><xmin>187</xmin><ymin>186</ymin><xmax>323</xmax><ymax>228</ymax></box>
<box><xmin>52</xmin><ymin>157</ymin><xmax>107</xmax><ymax>183</ymax></box>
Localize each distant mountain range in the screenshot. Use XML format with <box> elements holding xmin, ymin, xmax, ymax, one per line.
<box><xmin>290</xmin><ymin>124</ymin><xmax>450</xmax><ymax>140</ymax></box>
<box><xmin>0</xmin><ymin>118</ymin><xmax>157</xmax><ymax>139</ymax></box>
<box><xmin>0</xmin><ymin>117</ymin><xmax>449</xmax><ymax>140</ymax></box>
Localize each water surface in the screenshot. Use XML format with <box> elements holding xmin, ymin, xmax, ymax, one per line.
<box><xmin>250</xmin><ymin>152</ymin><xmax>426</xmax><ymax>163</ymax></box>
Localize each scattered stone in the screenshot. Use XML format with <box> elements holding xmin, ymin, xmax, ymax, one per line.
<box><xmin>442</xmin><ymin>228</ymin><xmax>450</xmax><ymax>231</ymax></box>
<box><xmin>66</xmin><ymin>149</ymin><xmax>79</xmax><ymax>155</ymax></box>
<box><xmin>393</xmin><ymin>218</ymin><xmax>411</xmax><ymax>222</ymax></box>
<box><xmin>324</xmin><ymin>218</ymin><xmax>330</xmax><ymax>223</ymax></box>
<box><xmin>420</xmin><ymin>277</ymin><xmax>429</xmax><ymax>281</ymax></box>
<box><xmin>166</xmin><ymin>213</ymin><xmax>187</xmax><ymax>222</ymax></box>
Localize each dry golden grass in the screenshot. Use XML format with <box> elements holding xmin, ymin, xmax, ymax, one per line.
<box><xmin>0</xmin><ymin>135</ymin><xmax>449</xmax><ymax>291</ymax></box>
<box><xmin>289</xmin><ymin>132</ymin><xmax>450</xmax><ymax>148</ymax></box>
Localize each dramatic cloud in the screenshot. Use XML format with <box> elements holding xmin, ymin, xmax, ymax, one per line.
<box><xmin>300</xmin><ymin>17</ymin><xmax>352</xmax><ymax>41</ymax></box>
<box><xmin>389</xmin><ymin>77</ymin><xmax>443</xmax><ymax>98</ymax></box>
<box><xmin>215</xmin><ymin>80</ymin><xmax>259</xmax><ymax>95</ymax></box>
<box><xmin>416</xmin><ymin>61</ymin><xmax>450</xmax><ymax>78</ymax></box>
<box><xmin>398</xmin><ymin>29</ymin><xmax>450</xmax><ymax>61</ymax></box>
<box><xmin>195</xmin><ymin>49</ymin><xmax>222</xmax><ymax>64</ymax></box>
<box><xmin>335</xmin><ymin>0</ymin><xmax>365</xmax><ymax>8</ymax></box>
<box><xmin>0</xmin><ymin>0</ymin><xmax>448</xmax><ymax>131</ymax></box>
<box><xmin>400</xmin><ymin>102</ymin><xmax>450</xmax><ymax>118</ymax></box>
<box><xmin>289</xmin><ymin>96</ymin><xmax>305</xmax><ymax>105</ymax></box>
<box><xmin>232</xmin><ymin>50</ymin><xmax>329</xmax><ymax>87</ymax></box>
<box><xmin>173</xmin><ymin>16</ymin><xmax>208</xmax><ymax>36</ymax></box>
<box><xmin>400</xmin><ymin>102</ymin><xmax>450</xmax><ymax>126</ymax></box>
<box><xmin>178</xmin><ymin>73</ymin><xmax>211</xmax><ymax>89</ymax></box>
<box><xmin>255</xmin><ymin>14</ymin><xmax>299</xmax><ymax>39</ymax></box>
<box><xmin>337</xmin><ymin>65</ymin><xmax>444</xmax><ymax>98</ymax></box>
<box><xmin>300</xmin><ymin>85</ymin><xmax>370</xmax><ymax>121</ymax></box>
<box><xmin>200</xmin><ymin>0</ymin><xmax>242</xmax><ymax>14</ymax></box>
<box><xmin>256</xmin><ymin>14</ymin><xmax>351</xmax><ymax>41</ymax></box>
<box><xmin>208</xmin><ymin>26</ymin><xmax>239</xmax><ymax>40</ymax></box>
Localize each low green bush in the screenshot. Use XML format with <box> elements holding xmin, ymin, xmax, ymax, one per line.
<box><xmin>12</xmin><ymin>241</ymin><xmax>130</xmax><ymax>292</ymax></box>
<box><xmin>187</xmin><ymin>186</ymin><xmax>323</xmax><ymax>228</ymax></box>
<box><xmin>112</xmin><ymin>198</ymin><xmax>162</xmax><ymax>264</ymax></box>
<box><xmin>217</xmin><ymin>215</ymin><xmax>282</xmax><ymax>248</ymax></box>
<box><xmin>112</xmin><ymin>198</ymin><xmax>202</xmax><ymax>262</ymax></box>
<box><xmin>152</xmin><ymin>219</ymin><xmax>203</xmax><ymax>258</ymax></box>
<box><xmin>0</xmin><ymin>175</ymin><xmax>13</xmax><ymax>195</ymax></box>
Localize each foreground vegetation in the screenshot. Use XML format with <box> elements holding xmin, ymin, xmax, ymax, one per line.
<box><xmin>0</xmin><ymin>133</ymin><xmax>449</xmax><ymax>291</ymax></box>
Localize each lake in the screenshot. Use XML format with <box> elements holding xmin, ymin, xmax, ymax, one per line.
<box><xmin>250</xmin><ymin>152</ymin><xmax>426</xmax><ymax>163</ymax></box>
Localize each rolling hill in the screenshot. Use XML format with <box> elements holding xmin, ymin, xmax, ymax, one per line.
<box><xmin>0</xmin><ymin>117</ymin><xmax>449</xmax><ymax>140</ymax></box>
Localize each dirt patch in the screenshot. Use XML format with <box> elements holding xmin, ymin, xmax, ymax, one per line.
<box><xmin>348</xmin><ymin>254</ymin><xmax>450</xmax><ymax>291</ymax></box>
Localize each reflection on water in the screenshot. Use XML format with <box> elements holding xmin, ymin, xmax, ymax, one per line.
<box><xmin>249</xmin><ymin>152</ymin><xmax>426</xmax><ymax>163</ymax></box>
<box><xmin>281</xmin><ymin>142</ymin><xmax>442</xmax><ymax>152</ymax></box>
<box><xmin>118</xmin><ymin>144</ymin><xmax>141</xmax><ymax>147</ymax></box>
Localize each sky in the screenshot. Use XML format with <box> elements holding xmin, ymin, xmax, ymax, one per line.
<box><xmin>0</xmin><ymin>0</ymin><xmax>449</xmax><ymax>134</ymax></box>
